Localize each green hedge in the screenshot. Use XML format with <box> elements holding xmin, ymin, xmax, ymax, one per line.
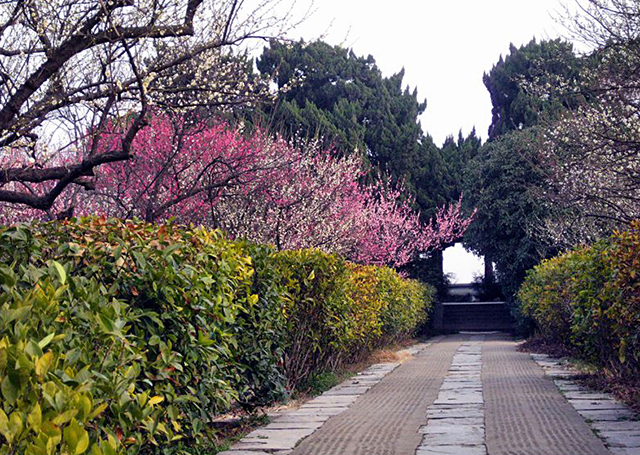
<box><xmin>0</xmin><ymin>218</ymin><xmax>433</xmax><ymax>454</ymax></box>
<box><xmin>518</xmin><ymin>221</ymin><xmax>640</xmax><ymax>381</ymax></box>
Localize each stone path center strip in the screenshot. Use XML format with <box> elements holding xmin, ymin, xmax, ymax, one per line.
<box><xmin>417</xmin><ymin>335</ymin><xmax>486</xmax><ymax>455</ymax></box>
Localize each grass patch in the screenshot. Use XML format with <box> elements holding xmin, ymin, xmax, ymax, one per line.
<box><xmin>296</xmin><ymin>371</ymin><xmax>345</xmax><ymax>396</ymax></box>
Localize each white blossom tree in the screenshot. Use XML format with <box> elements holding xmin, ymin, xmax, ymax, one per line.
<box><xmin>0</xmin><ymin>0</ymin><xmax>303</xmax><ymax>213</ymax></box>
<box><xmin>527</xmin><ymin>0</ymin><xmax>640</xmax><ymax>243</ymax></box>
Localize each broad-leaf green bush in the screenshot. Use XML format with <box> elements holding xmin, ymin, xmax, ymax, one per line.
<box><xmin>0</xmin><ymin>218</ymin><xmax>434</xmax><ymax>453</ymax></box>
<box><xmin>274</xmin><ymin>250</ymin><xmax>433</xmax><ymax>387</ymax></box>
<box><xmin>0</xmin><ymin>248</ymin><xmax>175</xmax><ymax>454</ymax></box>
<box><xmin>518</xmin><ymin>222</ymin><xmax>640</xmax><ymax>381</ymax></box>
<box><xmin>0</xmin><ymin>219</ymin><xmax>259</xmax><ymax>453</ymax></box>
<box><xmin>376</xmin><ymin>266</ymin><xmax>432</xmax><ymax>343</ymax></box>
<box><xmin>273</xmin><ymin>249</ymin><xmax>354</xmax><ymax>387</ymax></box>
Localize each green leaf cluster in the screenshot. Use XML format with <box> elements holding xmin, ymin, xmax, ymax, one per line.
<box><xmin>0</xmin><ymin>218</ymin><xmax>433</xmax><ymax>453</ymax></box>
<box><xmin>274</xmin><ymin>250</ymin><xmax>433</xmax><ymax>388</ymax></box>
<box><xmin>518</xmin><ymin>221</ymin><xmax>640</xmax><ymax>381</ymax></box>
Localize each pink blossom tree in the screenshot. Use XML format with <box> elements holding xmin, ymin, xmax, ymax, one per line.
<box><xmin>2</xmin><ymin>113</ymin><xmax>474</xmax><ymax>267</ymax></box>
<box><xmin>92</xmin><ymin>114</ymin><xmax>472</xmax><ymax>267</ymax></box>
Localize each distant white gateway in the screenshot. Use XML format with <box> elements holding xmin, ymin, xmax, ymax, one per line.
<box><xmin>443</xmin><ymin>243</ymin><xmax>484</xmax><ymax>284</ymax></box>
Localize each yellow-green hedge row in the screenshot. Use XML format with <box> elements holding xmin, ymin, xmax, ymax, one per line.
<box><xmin>0</xmin><ymin>217</ymin><xmax>433</xmax><ymax>455</ymax></box>
<box><xmin>519</xmin><ymin>221</ymin><xmax>640</xmax><ymax>381</ymax></box>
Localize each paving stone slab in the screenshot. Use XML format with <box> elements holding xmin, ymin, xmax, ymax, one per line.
<box><xmin>218</xmin><ymin>451</ymin><xmax>272</xmax><ymax>455</ymax></box>
<box><xmin>449</xmin><ymin>366</ymin><xmax>481</xmax><ymax>371</ymax></box>
<box><xmin>420</xmin><ymin>424</ymin><xmax>484</xmax><ymax>435</ymax></box>
<box><xmin>591</xmin><ymin>420</ymin><xmax>640</xmax><ymax>432</ymax></box>
<box><xmin>577</xmin><ymin>409</ymin><xmax>637</xmax><ymax>421</ymax></box>
<box><xmin>531</xmin><ymin>353</ymin><xmax>550</xmax><ymax>359</ymax></box>
<box><xmin>608</xmin><ymin>448</ymin><xmax>640</xmax><ymax>455</ymax></box>
<box><xmin>272</xmin><ymin>414</ymin><xmax>331</xmax><ymax>423</ymax></box>
<box><xmin>322</xmin><ymin>386</ymin><xmax>371</xmax><ymax>396</ymax></box>
<box><xmin>264</xmin><ymin>421</ymin><xmax>324</xmax><ymax>430</ymax></box>
<box><xmin>427</xmin><ymin>409</ymin><xmax>484</xmax><ymax>419</ymax></box>
<box><xmin>441</xmin><ymin>380</ymin><xmax>481</xmax><ymax>386</ymax></box>
<box><xmin>436</xmin><ymin>390</ymin><xmax>483</xmax><ymax>399</ymax></box>
<box><xmin>298</xmin><ymin>403</ymin><xmax>351</xmax><ymax>409</ymax></box>
<box><xmin>416</xmin><ymin>446</ymin><xmax>487</xmax><ymax>455</ymax></box>
<box><xmin>545</xmin><ymin>369</ymin><xmax>580</xmax><ymax>378</ymax></box>
<box><xmin>233</xmin><ymin>438</ymin><xmax>300</xmax><ymax>451</ymax></box>
<box><xmin>426</xmin><ymin>417</ymin><xmax>485</xmax><ymax>427</ymax></box>
<box><xmin>284</xmin><ymin>409</ymin><xmax>343</xmax><ymax>418</ymax></box>
<box><xmin>440</xmin><ymin>383</ymin><xmax>482</xmax><ymax>390</ymax></box>
<box><xmin>568</xmin><ymin>400</ymin><xmax>628</xmax><ymax>411</ymax></box>
<box><xmin>434</xmin><ymin>395</ymin><xmax>483</xmax><ymax>405</ymax></box>
<box><xmin>563</xmin><ymin>391</ymin><xmax>616</xmax><ymax>401</ymax></box>
<box><xmin>599</xmin><ymin>432</ymin><xmax>640</xmax><ymax>447</ymax></box>
<box><xmin>296</xmin><ymin>405</ymin><xmax>347</xmax><ymax>415</ymax></box>
<box><xmin>421</xmin><ymin>431</ymin><xmax>484</xmax><ymax>446</ymax></box>
<box><xmin>553</xmin><ymin>380</ymin><xmax>586</xmax><ymax>391</ymax></box>
<box><xmin>302</xmin><ymin>396</ymin><xmax>357</xmax><ymax>407</ymax></box>
<box><xmin>245</xmin><ymin>428</ymin><xmax>316</xmax><ymax>441</ymax></box>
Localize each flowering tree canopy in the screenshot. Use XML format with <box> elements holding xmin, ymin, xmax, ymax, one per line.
<box><xmin>525</xmin><ymin>0</ymin><xmax>640</xmax><ymax>243</ymax></box>
<box><xmin>2</xmin><ymin>113</ymin><xmax>473</xmax><ymax>268</ymax></box>
<box><xmin>0</xmin><ymin>0</ymin><xmax>301</xmax><ymax>211</ymax></box>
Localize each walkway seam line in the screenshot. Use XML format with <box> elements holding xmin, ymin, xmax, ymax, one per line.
<box><xmin>530</xmin><ymin>352</ymin><xmax>640</xmax><ymax>455</ymax></box>
<box><xmin>220</xmin><ymin>335</ymin><xmax>446</xmax><ymax>455</ymax></box>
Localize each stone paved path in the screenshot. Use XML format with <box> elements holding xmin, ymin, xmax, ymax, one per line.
<box><xmin>288</xmin><ymin>335</ymin><xmax>465</xmax><ymax>455</ymax></box>
<box><xmin>483</xmin><ymin>333</ymin><xmax>611</xmax><ymax>455</ymax></box>
<box><xmin>224</xmin><ymin>333</ymin><xmax>639</xmax><ymax>455</ymax></box>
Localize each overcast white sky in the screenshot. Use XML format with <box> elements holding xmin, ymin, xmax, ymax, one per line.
<box><xmin>278</xmin><ymin>0</ymin><xmax>570</xmax><ymax>282</ymax></box>
<box><xmin>286</xmin><ymin>0</ymin><xmax>568</xmax><ymax>145</ymax></box>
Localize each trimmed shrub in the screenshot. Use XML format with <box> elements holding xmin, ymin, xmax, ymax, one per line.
<box><xmin>0</xmin><ymin>237</ymin><xmax>179</xmax><ymax>454</ymax></box>
<box><xmin>518</xmin><ymin>222</ymin><xmax>640</xmax><ymax>381</ymax></box>
<box><xmin>274</xmin><ymin>250</ymin><xmax>433</xmax><ymax>387</ymax></box>
<box><xmin>273</xmin><ymin>249</ymin><xmax>354</xmax><ymax>387</ymax></box>
<box><xmin>376</xmin><ymin>267</ymin><xmax>432</xmax><ymax>343</ymax></box>
<box><xmin>0</xmin><ymin>219</ymin><xmax>259</xmax><ymax>452</ymax></box>
<box><xmin>605</xmin><ymin>223</ymin><xmax>640</xmax><ymax>376</ymax></box>
<box><xmin>229</xmin><ymin>242</ymin><xmax>288</xmax><ymax>409</ymax></box>
<box><xmin>0</xmin><ymin>218</ymin><xmax>434</xmax><ymax>453</ymax></box>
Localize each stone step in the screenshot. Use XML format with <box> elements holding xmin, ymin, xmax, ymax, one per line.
<box><xmin>435</xmin><ymin>302</ymin><xmax>515</xmax><ymax>332</ymax></box>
